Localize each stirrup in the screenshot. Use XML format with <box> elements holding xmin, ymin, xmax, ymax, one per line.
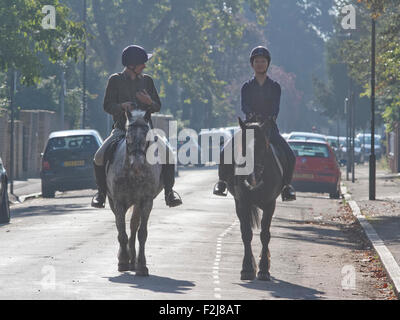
<box><xmin>213</xmin><ymin>181</ymin><xmax>228</xmax><ymax>197</ymax></box>
<box><xmin>281</xmin><ymin>185</ymin><xmax>296</xmax><ymax>202</ymax></box>
<box><xmin>91</xmin><ymin>192</ymin><xmax>106</xmax><ymax>208</ymax></box>
<box><xmin>165</xmin><ymin>190</ymin><xmax>182</xmax><ymax>207</ymax></box>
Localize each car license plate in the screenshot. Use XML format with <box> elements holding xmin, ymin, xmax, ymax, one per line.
<box><xmin>63</xmin><ymin>160</ymin><xmax>85</xmax><ymax>167</ymax></box>
<box><xmin>294</xmin><ymin>173</ymin><xmax>314</xmax><ymax>179</ymax></box>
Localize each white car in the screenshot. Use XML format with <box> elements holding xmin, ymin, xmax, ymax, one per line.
<box><xmin>287</xmin><ymin>132</ymin><xmax>328</xmax><ymax>143</ymax></box>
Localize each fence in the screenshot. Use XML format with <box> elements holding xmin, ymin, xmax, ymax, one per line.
<box><xmin>0</xmin><ymin>109</ymin><xmax>58</xmax><ymax>179</ymax></box>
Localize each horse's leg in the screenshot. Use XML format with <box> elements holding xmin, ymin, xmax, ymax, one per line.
<box><xmin>136</xmin><ymin>199</ymin><xmax>153</xmax><ymax>277</ymax></box>
<box><xmin>235</xmin><ymin>199</ymin><xmax>256</xmax><ymax>280</ymax></box>
<box><xmin>257</xmin><ymin>200</ymin><xmax>276</xmax><ymax>281</ymax></box>
<box><xmin>113</xmin><ymin>203</ymin><xmax>130</xmax><ymax>272</ymax></box>
<box><xmin>128</xmin><ymin>205</ymin><xmax>140</xmax><ymax>271</ymax></box>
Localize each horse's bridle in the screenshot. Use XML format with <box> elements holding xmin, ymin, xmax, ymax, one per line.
<box><xmin>127</xmin><ymin>120</ymin><xmax>151</xmax><ymax>156</ymax></box>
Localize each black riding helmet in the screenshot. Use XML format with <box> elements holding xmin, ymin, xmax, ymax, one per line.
<box><xmin>122</xmin><ymin>45</ymin><xmax>153</xmax><ymax>67</ymax></box>
<box><xmin>250</xmin><ymin>46</ymin><xmax>271</xmax><ymax>65</ymax></box>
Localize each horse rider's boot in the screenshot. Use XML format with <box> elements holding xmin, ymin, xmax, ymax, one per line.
<box><xmin>91</xmin><ymin>162</ymin><xmax>107</xmax><ymax>208</ymax></box>
<box><xmin>213</xmin><ymin>180</ymin><xmax>228</xmax><ymax>196</ymax></box>
<box><xmin>163</xmin><ymin>164</ymin><xmax>182</xmax><ymax>207</ymax></box>
<box><xmin>165</xmin><ymin>189</ymin><xmax>183</xmax><ymax>207</ymax></box>
<box><xmin>281</xmin><ymin>184</ymin><xmax>296</xmax><ymax>201</ymax></box>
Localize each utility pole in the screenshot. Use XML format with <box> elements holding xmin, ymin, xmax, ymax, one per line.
<box><xmin>369</xmin><ymin>17</ymin><xmax>376</xmax><ymax>200</ymax></box>
<box><xmin>60</xmin><ymin>68</ymin><xmax>66</xmax><ymax>130</ymax></box>
<box><xmin>345</xmin><ymin>97</ymin><xmax>349</xmax><ymax>181</ymax></box>
<box><xmin>351</xmin><ymin>90</ymin><xmax>356</xmax><ymax>183</ymax></box>
<box><xmin>82</xmin><ymin>0</ymin><xmax>87</xmax><ymax>129</ymax></box>
<box><xmin>9</xmin><ymin>70</ymin><xmax>17</xmax><ymax>195</ymax></box>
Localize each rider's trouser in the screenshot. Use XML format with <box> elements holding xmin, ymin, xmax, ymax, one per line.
<box><xmin>218</xmin><ymin>131</ymin><xmax>296</xmax><ymax>186</ymax></box>
<box><xmin>94</xmin><ymin>128</ymin><xmax>125</xmax><ymax>166</ymax></box>
<box><xmin>93</xmin><ymin>128</ymin><xmax>176</xmax><ymax>193</ymax></box>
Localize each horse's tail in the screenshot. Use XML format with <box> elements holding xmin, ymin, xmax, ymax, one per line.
<box><xmin>250</xmin><ymin>205</ymin><xmax>260</xmax><ymax>230</ymax></box>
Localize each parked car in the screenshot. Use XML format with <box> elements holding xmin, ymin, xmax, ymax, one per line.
<box><xmin>336</xmin><ymin>137</ymin><xmax>365</xmax><ymax>165</ymax></box>
<box><xmin>40</xmin><ymin>130</ymin><xmax>103</xmax><ymax>198</ymax></box>
<box><xmin>326</xmin><ymin>136</ymin><xmax>340</xmax><ymax>149</ymax></box>
<box><xmin>0</xmin><ymin>157</ymin><xmax>10</xmax><ymax>223</ymax></box>
<box><xmin>288</xmin><ymin>140</ymin><xmax>341</xmax><ymax>199</ymax></box>
<box><xmin>356</xmin><ymin>133</ymin><xmax>382</xmax><ymax>159</ymax></box>
<box><xmin>287</xmin><ymin>131</ymin><xmax>328</xmax><ymax>143</ymax></box>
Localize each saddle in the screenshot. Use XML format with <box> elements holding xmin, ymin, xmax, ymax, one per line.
<box><xmin>222</xmin><ymin>133</ymin><xmax>287</xmax><ymax>180</ymax></box>
<box><xmin>104</xmin><ymin>135</ymin><xmax>125</xmax><ymax>172</ymax></box>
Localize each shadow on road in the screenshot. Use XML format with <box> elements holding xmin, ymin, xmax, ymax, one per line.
<box><xmin>271</xmin><ymin>217</ymin><xmax>356</xmax><ymax>250</ymax></box>
<box><xmin>9</xmin><ymin>203</ymin><xmax>93</xmax><ymax>219</ymax></box>
<box><xmin>236</xmin><ymin>277</ymin><xmax>324</xmax><ymax>300</ymax></box>
<box><xmin>107</xmin><ymin>273</ymin><xmax>196</xmax><ymax>294</ymax></box>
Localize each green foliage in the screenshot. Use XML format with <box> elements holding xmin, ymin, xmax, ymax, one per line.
<box><xmin>83</xmin><ymin>0</ymin><xmax>270</xmax><ymax>131</ymax></box>
<box><xmin>0</xmin><ymin>0</ymin><xmax>85</xmax><ymax>85</ymax></box>
<box><xmin>314</xmin><ymin>0</ymin><xmax>400</xmax><ymax>131</ymax></box>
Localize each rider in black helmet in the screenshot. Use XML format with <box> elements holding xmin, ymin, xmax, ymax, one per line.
<box><xmin>213</xmin><ymin>46</ymin><xmax>296</xmax><ymax>201</ymax></box>
<box><xmin>91</xmin><ymin>45</ymin><xmax>182</xmax><ymax>208</ymax></box>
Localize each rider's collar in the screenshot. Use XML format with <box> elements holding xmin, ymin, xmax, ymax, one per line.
<box><xmin>122</xmin><ymin>70</ymin><xmax>143</xmax><ymax>81</ymax></box>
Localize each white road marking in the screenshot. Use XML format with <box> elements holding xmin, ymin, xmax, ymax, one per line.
<box><xmin>213</xmin><ymin>219</ymin><xmax>238</xmax><ymax>299</ymax></box>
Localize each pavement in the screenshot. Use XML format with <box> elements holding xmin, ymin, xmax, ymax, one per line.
<box><xmin>8</xmin><ymin>178</ymin><xmax>41</xmax><ymax>203</ymax></box>
<box><xmin>1</xmin><ymin>165</ymin><xmax>397</xmax><ymax>299</ymax></box>
<box><xmin>342</xmin><ymin>163</ymin><xmax>400</xmax><ymax>297</ymax></box>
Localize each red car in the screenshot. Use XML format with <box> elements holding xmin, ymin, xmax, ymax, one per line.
<box><xmin>288</xmin><ymin>139</ymin><xmax>341</xmax><ymax>199</ymax></box>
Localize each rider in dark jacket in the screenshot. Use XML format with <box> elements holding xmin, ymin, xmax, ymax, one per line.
<box><xmin>91</xmin><ymin>45</ymin><xmax>182</xmax><ymax>208</ymax></box>
<box><xmin>213</xmin><ymin>46</ymin><xmax>296</xmax><ymax>201</ymax></box>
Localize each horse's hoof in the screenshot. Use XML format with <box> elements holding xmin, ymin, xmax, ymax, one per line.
<box><xmin>257</xmin><ymin>271</ymin><xmax>271</xmax><ymax>281</ymax></box>
<box><xmin>136</xmin><ymin>267</ymin><xmax>149</xmax><ymax>277</ymax></box>
<box><xmin>118</xmin><ymin>263</ymin><xmax>130</xmax><ymax>272</ymax></box>
<box><xmin>240</xmin><ymin>271</ymin><xmax>256</xmax><ymax>281</ymax></box>
<box><xmin>129</xmin><ymin>262</ymin><xmax>136</xmax><ymax>271</ymax></box>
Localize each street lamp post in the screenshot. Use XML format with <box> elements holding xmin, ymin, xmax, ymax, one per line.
<box><xmin>82</xmin><ymin>0</ymin><xmax>87</xmax><ymax>129</ymax></box>
<box><xmin>369</xmin><ymin>17</ymin><xmax>376</xmax><ymax>200</ymax></box>
<box><xmin>9</xmin><ymin>70</ymin><xmax>17</xmax><ymax>195</ymax></box>
<box><xmin>345</xmin><ymin>97</ymin><xmax>349</xmax><ymax>181</ymax></box>
<box><xmin>351</xmin><ymin>90</ymin><xmax>355</xmax><ymax>183</ymax></box>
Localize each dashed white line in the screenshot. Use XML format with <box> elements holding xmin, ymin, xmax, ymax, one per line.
<box><xmin>212</xmin><ymin>219</ymin><xmax>238</xmax><ymax>299</ymax></box>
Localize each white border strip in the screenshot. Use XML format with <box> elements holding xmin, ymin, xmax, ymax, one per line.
<box><xmin>343</xmin><ymin>185</ymin><xmax>400</xmax><ymax>297</ymax></box>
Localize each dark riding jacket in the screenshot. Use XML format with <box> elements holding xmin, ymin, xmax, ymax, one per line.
<box><xmin>241</xmin><ymin>76</ymin><xmax>281</xmax><ymax>136</ymax></box>
<box><xmin>103</xmin><ymin>71</ymin><xmax>161</xmax><ymax>131</ymax></box>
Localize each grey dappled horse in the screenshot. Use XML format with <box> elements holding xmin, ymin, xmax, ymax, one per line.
<box><xmin>224</xmin><ymin>117</ymin><xmax>284</xmax><ymax>281</ymax></box>
<box><xmin>106</xmin><ymin>110</ymin><xmax>163</xmax><ymax>275</ymax></box>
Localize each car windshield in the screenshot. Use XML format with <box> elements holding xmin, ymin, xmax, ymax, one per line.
<box><xmin>290</xmin><ymin>135</ymin><xmax>326</xmax><ymax>142</ymax></box>
<box><xmin>289</xmin><ymin>142</ymin><xmax>329</xmax><ymax>158</ymax></box>
<box><xmin>46</xmin><ymin>135</ymin><xmax>98</xmax><ymax>152</ymax></box>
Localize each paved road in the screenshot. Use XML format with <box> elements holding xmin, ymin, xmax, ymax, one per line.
<box><xmin>0</xmin><ymin>167</ymin><xmax>389</xmax><ymax>299</ymax></box>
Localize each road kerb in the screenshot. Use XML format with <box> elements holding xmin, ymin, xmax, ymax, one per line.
<box><xmin>9</xmin><ymin>192</ymin><xmax>42</xmax><ymax>206</ymax></box>
<box><xmin>342</xmin><ymin>184</ymin><xmax>400</xmax><ymax>298</ymax></box>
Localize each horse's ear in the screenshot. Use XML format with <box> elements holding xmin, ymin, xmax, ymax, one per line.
<box><xmin>238</xmin><ymin>117</ymin><xmax>246</xmax><ymax>129</ymax></box>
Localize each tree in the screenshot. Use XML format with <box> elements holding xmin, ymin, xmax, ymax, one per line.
<box><xmin>0</xmin><ymin>0</ymin><xmax>85</xmax><ymax>85</ymax></box>
<box><xmin>76</xmin><ymin>0</ymin><xmax>270</xmax><ymax>132</ymax></box>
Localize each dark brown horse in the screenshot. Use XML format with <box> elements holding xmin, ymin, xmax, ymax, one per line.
<box><xmin>224</xmin><ymin>116</ymin><xmax>284</xmax><ymax>281</ymax></box>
